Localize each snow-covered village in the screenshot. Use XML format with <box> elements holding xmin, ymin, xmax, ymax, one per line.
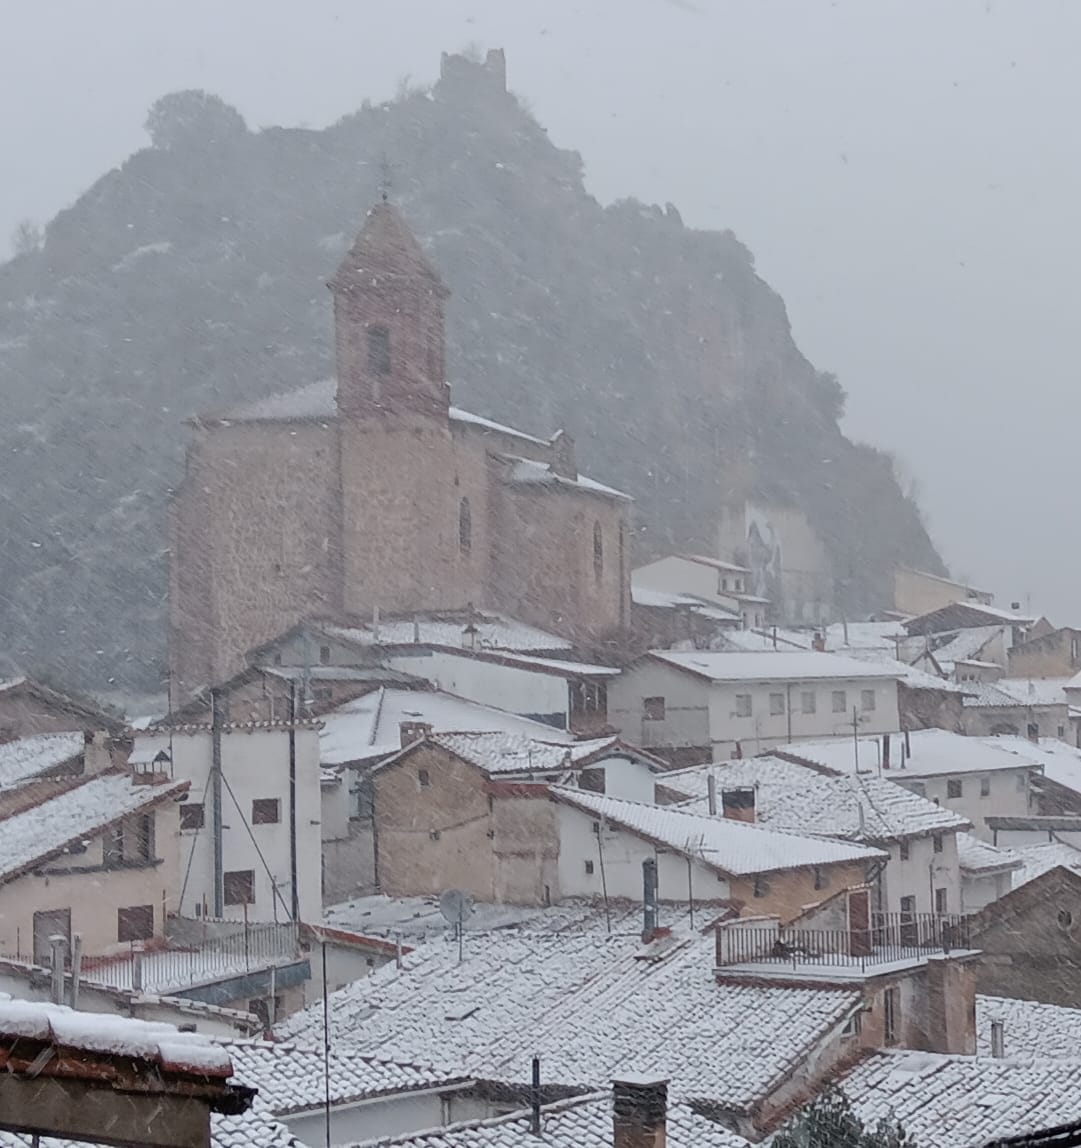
<box><xmin>2</xmin><ymin>6</ymin><xmax>1080</xmax><ymax>1147</ymax></box>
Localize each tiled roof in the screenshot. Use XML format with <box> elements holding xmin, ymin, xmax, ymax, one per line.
<box><xmin>427</xmin><ymin>733</ymin><xmax>637</xmax><ymax>777</ymax></box>
<box><xmin>1005</xmin><ymin>838</ymin><xmax>1081</xmax><ymax>887</ymax></box>
<box><xmin>984</xmin><ymin>735</ymin><xmax>1081</xmax><ymax>798</ymax></box>
<box><xmin>319</xmin><ymin>689</ymin><xmax>574</xmax><ymax>766</ymax></box>
<box><xmin>502</xmin><ymin>455</ymin><xmax>631</xmax><ymax>502</ymax></box>
<box><xmin>667</xmin><ymin>756</ymin><xmax>970</xmax><ymax>843</ymax></box>
<box><xmin>223</xmin><ymin>1040</ymin><xmax>464</xmax><ymax>1115</ymax></box>
<box><xmin>550</xmin><ymin>787</ymin><xmax>887</xmax><ymax>875</ymax></box>
<box><xmin>837</xmin><ymin>649</ymin><xmax>970</xmax><ymax>694</ymax></box>
<box><xmin>823</xmin><ymin>622</ymin><xmax>907</xmax><ymax>651</ymax></box>
<box><xmin>918</xmin><ymin>627</ymin><xmax>1003</xmax><ymax>672</ymax></box>
<box><xmin>650</xmin><ymin>650</ymin><xmax>899</xmax><ymax>682</ymax></box>
<box><xmin>0</xmin><ymin>731</ymin><xmax>84</xmax><ymax>789</ymax></box>
<box><xmin>376</xmin><ymin>1091</ymin><xmax>750</xmax><ymax>1148</ymax></box>
<box><xmin>976</xmin><ymin>994</ymin><xmax>1081</xmax><ymax>1059</ymax></box>
<box><xmin>319</xmin><ymin>612</ymin><xmax>573</xmax><ymax>653</ymax></box>
<box><xmin>841</xmin><ymin>1050</ymin><xmax>1081</xmax><ymax>1148</ymax></box>
<box><xmin>630</xmin><ymin>587</ymin><xmax>742</xmax><ymax>624</ymax></box>
<box><xmin>787</xmin><ymin>728</ymin><xmax>1039</xmax><ymax>778</ymax></box>
<box><xmin>0</xmin><ymin>772</ymin><xmax>188</xmax><ymax>885</ymax></box>
<box><xmin>278</xmin><ymin>922</ymin><xmax>860</xmax><ymax>1110</ymax></box>
<box><xmin>956</xmin><ymin>833</ymin><xmax>1021</xmax><ymax>874</ymax></box>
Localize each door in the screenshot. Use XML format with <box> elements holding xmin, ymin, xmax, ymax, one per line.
<box><xmin>33</xmin><ymin>908</ymin><xmax>71</xmax><ymax>967</ymax></box>
<box><xmin>848</xmin><ymin>888</ymin><xmax>871</xmax><ymax>956</ymax></box>
<box><xmin>899</xmin><ymin>895</ymin><xmax>917</xmax><ymax>947</ymax></box>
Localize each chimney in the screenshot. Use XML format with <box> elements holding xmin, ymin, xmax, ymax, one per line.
<box><xmin>926</xmin><ymin>955</ymin><xmax>977</xmax><ymax>1054</ymax></box>
<box><xmin>812</xmin><ymin>632</ymin><xmax>826</xmax><ymax>652</ymax></box>
<box><xmin>706</xmin><ymin>773</ymin><xmax>717</xmax><ymax>817</ymax></box>
<box><xmin>721</xmin><ymin>787</ymin><xmax>755</xmax><ymax>824</ymax></box>
<box><xmin>990</xmin><ymin>1020</ymin><xmax>1005</xmax><ymax>1058</ymax></box>
<box><xmin>641</xmin><ymin>858</ymin><xmax>658</xmax><ymax>942</ymax></box>
<box><xmin>613</xmin><ymin>1076</ymin><xmax>668</xmax><ymax>1148</ymax></box>
<box><xmin>399</xmin><ymin>720</ymin><xmax>433</xmax><ymax>747</ymax></box>
<box><xmin>83</xmin><ymin>729</ymin><xmax>113</xmax><ymax>776</ymax></box>
<box><xmin>549</xmin><ymin>429</ymin><xmax>577</xmax><ymax>480</ymax></box>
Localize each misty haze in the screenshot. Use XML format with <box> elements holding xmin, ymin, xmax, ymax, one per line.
<box><xmin>0</xmin><ymin>4</ymin><xmax>1079</xmax><ymax>1148</ymax></box>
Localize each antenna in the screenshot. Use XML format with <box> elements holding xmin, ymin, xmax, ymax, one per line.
<box><xmin>439</xmin><ymin>889</ymin><xmax>474</xmax><ymax>963</ymax></box>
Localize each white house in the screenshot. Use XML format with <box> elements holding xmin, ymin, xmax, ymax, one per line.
<box><xmin>784</xmin><ymin>728</ymin><xmax>1042</xmax><ymax>842</ymax></box>
<box><xmin>662</xmin><ymin>755</ymin><xmax>971</xmax><ymax>916</ymax></box>
<box><xmin>132</xmin><ymin>723</ymin><xmax>323</xmax><ymax>924</ymax></box>
<box><xmin>632</xmin><ymin>554</ymin><xmax>768</xmax><ymax>629</ymax></box>
<box><xmin>607</xmin><ymin>650</ymin><xmax>901</xmax><ymax>763</ymax></box>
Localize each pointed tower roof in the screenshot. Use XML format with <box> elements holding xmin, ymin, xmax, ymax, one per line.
<box><xmin>329</xmin><ymin>201</ymin><xmax>447</xmax><ymax>294</ymax></box>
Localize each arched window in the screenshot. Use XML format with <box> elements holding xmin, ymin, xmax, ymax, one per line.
<box><xmin>459</xmin><ymin>497</ymin><xmax>472</xmax><ymax>556</ymax></box>
<box><xmin>593</xmin><ymin>521</ymin><xmax>603</xmax><ymax>581</ymax></box>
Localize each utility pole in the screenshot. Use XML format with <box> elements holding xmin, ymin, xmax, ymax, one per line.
<box><xmin>211</xmin><ymin>687</ymin><xmax>224</xmax><ymax>918</ymax></box>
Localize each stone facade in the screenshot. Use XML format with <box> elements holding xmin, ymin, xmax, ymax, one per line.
<box><xmin>169</xmin><ymin>202</ymin><xmax>631</xmax><ymax>698</ymax></box>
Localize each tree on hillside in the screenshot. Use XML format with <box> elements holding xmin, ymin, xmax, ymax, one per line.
<box><xmin>11</xmin><ymin>219</ymin><xmax>42</xmax><ymax>256</ymax></box>
<box><xmin>773</xmin><ymin>1086</ymin><xmax>917</xmax><ymax>1148</ymax></box>
<box><xmin>144</xmin><ymin>90</ymin><xmax>247</xmax><ymax>151</ymax></box>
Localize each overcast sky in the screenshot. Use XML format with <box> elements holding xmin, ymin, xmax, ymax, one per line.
<box><xmin>4</xmin><ymin>0</ymin><xmax>1080</xmax><ymax>620</ymax></box>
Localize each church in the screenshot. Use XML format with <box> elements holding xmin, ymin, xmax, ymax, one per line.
<box><xmin>169</xmin><ymin>200</ymin><xmax>632</xmax><ymax>696</ymax></box>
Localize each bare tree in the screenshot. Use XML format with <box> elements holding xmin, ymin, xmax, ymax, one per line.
<box><xmin>11</xmin><ymin>219</ymin><xmax>42</xmax><ymax>256</ymax></box>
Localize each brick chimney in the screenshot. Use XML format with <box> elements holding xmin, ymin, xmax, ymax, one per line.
<box><xmin>812</xmin><ymin>632</ymin><xmax>826</xmax><ymax>652</ymax></box>
<box><xmin>925</xmin><ymin>955</ymin><xmax>977</xmax><ymax>1054</ymax></box>
<box><xmin>613</xmin><ymin>1076</ymin><xmax>668</xmax><ymax>1148</ymax></box>
<box><xmin>721</xmin><ymin>787</ymin><xmax>755</xmax><ymax>823</ymax></box>
<box><xmin>549</xmin><ymin>429</ymin><xmax>577</xmax><ymax>480</ymax></box>
<box><xmin>83</xmin><ymin>730</ymin><xmax>113</xmax><ymax>776</ymax></box>
<box><xmin>399</xmin><ymin>721</ymin><xmax>433</xmax><ymax>747</ymax></box>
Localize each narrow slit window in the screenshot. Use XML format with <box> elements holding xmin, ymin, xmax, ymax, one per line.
<box><xmin>459</xmin><ymin>497</ymin><xmax>472</xmax><ymax>556</ymax></box>
<box><xmin>368</xmin><ymin>325</ymin><xmax>391</xmax><ymax>375</ymax></box>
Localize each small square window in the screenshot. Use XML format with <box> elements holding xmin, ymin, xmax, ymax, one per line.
<box><xmin>418</xmin><ymin>769</ymin><xmax>431</xmax><ymax>789</ymax></box>
<box><xmin>429</xmin><ymin>829</ymin><xmax>441</xmax><ymax>841</ymax></box>
<box><xmin>899</xmin><ymin>839</ymin><xmax>910</xmax><ymax>861</ymax></box>
<box><xmin>933</xmin><ymin>834</ymin><xmax>943</xmax><ymax>854</ymax></box>
<box><xmin>643</xmin><ymin>696</ymin><xmax>666</xmax><ymax>721</ymax></box>
<box><xmin>860</xmin><ymin>689</ymin><xmax>876</xmax><ymax>712</ymax></box>
<box><xmin>947</xmin><ymin>779</ymin><xmax>963</xmax><ymax>799</ymax></box>
<box><xmin>319</xmin><ymin>645</ymin><xmax>331</xmax><ymax>665</ymax></box>
<box><xmin>735</xmin><ymin>694</ymin><xmax>753</xmax><ymax>718</ymax></box>
<box><xmin>770</xmin><ymin>693</ymin><xmax>785</xmax><ymax>716</ymax></box>
<box><xmin>117</xmin><ymin>905</ymin><xmax>154</xmax><ymax>943</ymax></box>
<box><xmin>179</xmin><ymin>803</ymin><xmax>204</xmax><ymax>831</ymax></box>
<box><xmin>252</xmin><ymin>798</ymin><xmax>280</xmax><ymax>825</ymax></box>
<box><xmin>801</xmin><ymin>691</ymin><xmax>816</xmax><ymax>715</ymax></box>
<box><xmin>224</xmin><ymin>870</ymin><xmax>255</xmax><ymax>906</ymax></box>
<box><xmin>832</xmin><ymin>690</ymin><xmax>847</xmax><ymax>714</ymax></box>
<box><xmin>584</xmin><ymin>860</ymin><xmax>595</xmax><ymax>876</ymax></box>
<box><xmin>980</xmin><ymin>776</ymin><xmax>991</xmax><ymax>798</ymax></box>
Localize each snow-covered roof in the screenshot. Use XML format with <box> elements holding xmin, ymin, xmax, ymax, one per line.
<box><xmin>381</xmin><ymin>1091</ymin><xmax>750</xmax><ymax>1148</ymax></box>
<box><xmin>676</xmin><ymin>553</ymin><xmax>751</xmax><ymax>575</ymax></box>
<box><xmin>786</xmin><ymin>728</ymin><xmax>1040</xmax><ymax>778</ymax></box>
<box><xmin>0</xmin><ymin>772</ymin><xmax>188</xmax><ymax>885</ymax></box>
<box><xmin>223</xmin><ymin>1039</ymin><xmax>464</xmax><ymax>1115</ymax></box>
<box><xmin>423</xmin><ymin>733</ymin><xmax>641</xmax><ymax>777</ymax></box>
<box><xmin>837</xmin><ymin>649</ymin><xmax>970</xmax><ymax>694</ymax></box>
<box><xmin>0</xmin><ymin>995</ymin><xmax>231</xmax><ymax>1074</ymax></box>
<box><xmin>319</xmin><ymin>688</ymin><xmax>574</xmax><ymax>766</ymax></box>
<box><xmin>666</xmin><ymin>756</ymin><xmax>970</xmax><ymax>843</ymax></box>
<box><xmin>0</xmin><ymin>731</ymin><xmax>84</xmax><ymax>789</ymax></box>
<box><xmin>824</xmin><ymin>621</ymin><xmax>907</xmax><ymax>651</ymax></box>
<box><xmin>841</xmin><ymin>1050</ymin><xmax>1081</xmax><ymax>1148</ymax></box>
<box><xmin>1005</xmin><ymin>838</ymin><xmax>1081</xmax><ymax>888</ymax></box>
<box><xmin>956</xmin><ymin>832</ymin><xmax>1021</xmax><ymax>874</ymax></box>
<box><xmin>318</xmin><ymin>611</ymin><xmax>573</xmax><ymax>653</ymax></box>
<box><xmin>278</xmin><ymin>921</ymin><xmax>860</xmax><ymax>1110</ymax></box>
<box><xmin>977</xmin><ymin>735</ymin><xmax>1081</xmax><ymax>797</ymax></box>
<box><xmin>465</xmin><ymin>651</ymin><xmax>620</xmax><ymax>678</ymax></box>
<box><xmin>630</xmin><ymin>587</ymin><xmax>742</xmax><ymax>624</ymax></box>
<box><xmin>916</xmin><ymin>626</ymin><xmax>1003</xmax><ymax>673</ymax></box>
<box><xmin>649</xmin><ymin>650</ymin><xmax>900</xmax><ymax>683</ymax></box>
<box><xmin>502</xmin><ymin>455</ymin><xmax>631</xmax><ymax>501</ymax></box>
<box><xmin>716</xmin><ymin>628</ymin><xmax>815</xmax><ymax>653</ymax></box>
<box><xmin>976</xmin><ymin>994</ymin><xmax>1081</xmax><ymax>1059</ymax></box>
<box><xmin>550</xmin><ymin>787</ymin><xmax>887</xmax><ymax>875</ymax></box>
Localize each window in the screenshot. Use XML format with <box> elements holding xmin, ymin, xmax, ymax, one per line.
<box><xmin>721</xmin><ymin>578</ymin><xmax>729</xmax><ymax>591</ymax></box>
<box><xmin>935</xmin><ymin>888</ymin><xmax>948</xmax><ymax>914</ymax></box>
<box><xmin>832</xmin><ymin>690</ymin><xmax>847</xmax><ymax>714</ymax></box>
<box><xmin>117</xmin><ymin>905</ymin><xmax>154</xmax><ymax>943</ymax></box>
<box><xmin>224</xmin><ymin>870</ymin><xmax>255</xmax><ymax>906</ymax></box>
<box><xmin>459</xmin><ymin>497</ymin><xmax>472</xmax><ymax>556</ymax></box>
<box><xmin>313</xmin><ymin>686</ymin><xmax>332</xmax><ymax>704</ymax></box>
<box><xmin>884</xmin><ymin>987</ymin><xmax>899</xmax><ymax>1045</ymax></box>
<box><xmin>801</xmin><ymin>691</ymin><xmax>816</xmax><ymax>715</ymax></box>
<box><xmin>367</xmin><ymin>324</ymin><xmax>391</xmax><ymax>375</ymax></box>
<box><xmin>593</xmin><ymin>522</ymin><xmax>604</xmax><ymax>581</ymax></box>
<box><xmin>584</xmin><ymin>860</ymin><xmax>595</xmax><ymax>876</ymax></box>
<box><xmin>933</xmin><ymin>834</ymin><xmax>943</xmax><ymax>854</ymax></box>
<box><xmin>842</xmin><ymin>1012</ymin><xmax>862</xmax><ymax>1037</ymax></box>
<box><xmin>578</xmin><ymin>767</ymin><xmax>606</xmax><ymax>794</ymax></box>
<box><xmin>753</xmin><ymin>874</ymin><xmax>770</xmax><ymax>898</ymax></box>
<box><xmin>1017</xmin><ymin>772</ymin><xmax>1029</xmax><ymax>793</ymax></box>
<box><xmin>570</xmin><ymin>681</ymin><xmax>607</xmax><ymax>718</ymax></box>
<box><xmin>1059</xmin><ymin>725</ymin><xmax>1067</xmax><ymax>740</ymax></box>
<box><xmin>860</xmin><ymin>689</ymin><xmax>876</xmax><ymax>712</ymax></box>
<box><xmin>33</xmin><ymin>909</ymin><xmax>71</xmax><ymax>967</ymax></box>
<box><xmin>179</xmin><ymin>803</ymin><xmax>204</xmax><ymax>831</ymax></box>
<box><xmin>813</xmin><ymin>866</ymin><xmax>828</xmax><ymax>891</ymax></box>
<box><xmin>735</xmin><ymin>694</ymin><xmax>753</xmax><ymax>718</ymax></box>
<box><xmin>947</xmin><ymin>779</ymin><xmax>963</xmax><ymax>799</ymax></box>
<box><xmin>252</xmin><ymin>798</ymin><xmax>280</xmax><ymax>825</ymax></box>
<box><xmin>105</xmin><ymin>814</ymin><xmax>154</xmax><ymax>866</ymax></box>
<box><xmin>1058</xmin><ymin>909</ymin><xmax>1074</xmax><ymax>931</ymax></box>
<box><xmin>643</xmin><ymin>696</ymin><xmax>666</xmax><ymax>722</ymax></box>
<box><xmin>899</xmin><ymin>839</ymin><xmax>910</xmax><ymax>861</ymax></box>
<box><xmin>319</xmin><ymin>644</ymin><xmax>331</xmax><ymax>665</ymax></box>
<box><xmin>770</xmin><ymin>692</ymin><xmax>785</xmax><ymax>716</ymax></box>
<box><xmin>980</xmin><ymin>776</ymin><xmax>991</xmax><ymax>798</ymax></box>
<box><xmin>900</xmin><ymin>895</ymin><xmax>916</xmax><ymax>916</ymax></box>
<box><xmin>417</xmin><ymin>768</ymin><xmax>431</xmax><ymax>789</ymax></box>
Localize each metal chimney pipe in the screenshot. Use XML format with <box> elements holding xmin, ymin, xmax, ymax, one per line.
<box><xmin>707</xmin><ymin>773</ymin><xmax>717</xmax><ymax>817</ymax></box>
<box><xmin>991</xmin><ymin>1020</ymin><xmax>1005</xmax><ymax>1058</ymax></box>
<box><xmin>530</xmin><ymin>1056</ymin><xmax>542</xmax><ymax>1136</ymax></box>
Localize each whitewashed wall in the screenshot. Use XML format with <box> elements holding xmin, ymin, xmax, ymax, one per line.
<box><xmin>891</xmin><ymin>767</ymin><xmax>1033</xmax><ymax>842</ymax></box>
<box><xmin>878</xmin><ymin>833</ymin><xmax>962</xmax><ymax>915</ymax></box>
<box><xmin>607</xmin><ymin>661</ymin><xmax>711</xmax><ymax>753</ymax></box>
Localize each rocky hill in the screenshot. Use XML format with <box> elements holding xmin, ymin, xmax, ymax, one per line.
<box><xmin>0</xmin><ymin>52</ymin><xmax>943</xmax><ymax>690</ymax></box>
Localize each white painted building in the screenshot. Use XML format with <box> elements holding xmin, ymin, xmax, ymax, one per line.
<box><xmin>608</xmin><ymin>650</ymin><xmax>901</xmax><ymax>763</ymax></box>
<box><xmin>632</xmin><ymin>554</ymin><xmax>767</xmax><ymax>629</ymax></box>
<box><xmin>132</xmin><ymin>724</ymin><xmax>323</xmax><ymax>924</ymax></box>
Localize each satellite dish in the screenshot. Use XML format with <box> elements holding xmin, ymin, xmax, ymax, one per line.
<box><xmin>439</xmin><ymin>889</ymin><xmax>474</xmax><ymax>927</ymax></box>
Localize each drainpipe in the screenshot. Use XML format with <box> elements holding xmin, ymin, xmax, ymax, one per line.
<box><xmin>289</xmin><ymin>680</ymin><xmax>300</xmax><ymax>923</ymax></box>
<box><xmin>211</xmin><ymin>687</ymin><xmax>224</xmax><ymax>918</ymax></box>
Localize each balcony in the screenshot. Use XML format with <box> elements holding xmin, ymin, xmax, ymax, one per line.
<box><xmin>716</xmin><ymin>911</ymin><xmax>974</xmax><ymax>979</ymax></box>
